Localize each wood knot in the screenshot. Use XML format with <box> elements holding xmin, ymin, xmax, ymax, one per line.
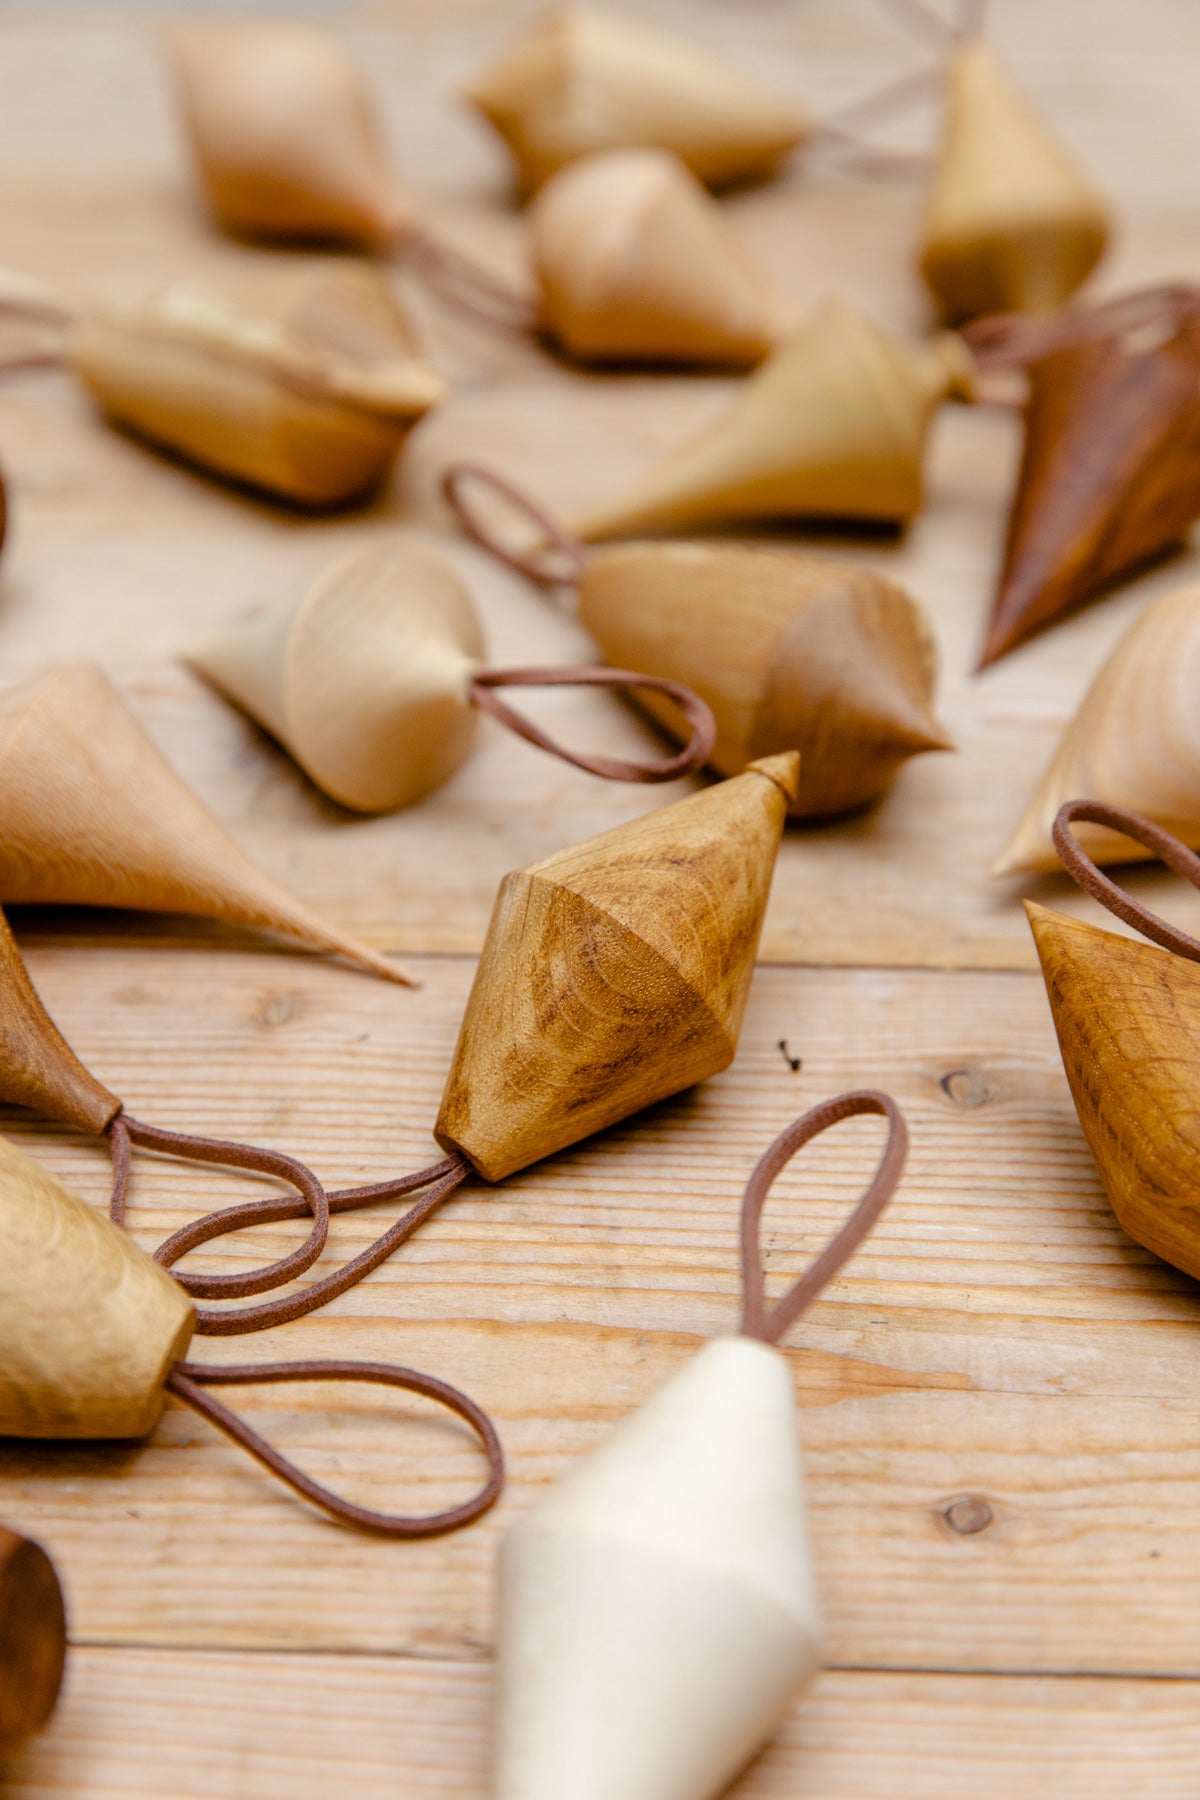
<box><xmin>939</xmin><ymin>1068</ymin><xmax>992</xmax><ymax>1109</ymax></box>
<box><xmin>255</xmin><ymin>994</ymin><xmax>304</xmax><ymax>1029</ymax></box>
<box><xmin>941</xmin><ymin>1494</ymin><xmax>993</xmax><ymax>1535</ymax></box>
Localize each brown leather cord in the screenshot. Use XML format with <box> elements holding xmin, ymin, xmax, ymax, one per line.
<box><xmin>963</xmin><ymin>285</ymin><xmax>1200</xmax><ymax>373</ymax></box>
<box><xmin>155</xmin><ymin>1154</ymin><xmax>472</xmax><ymax>1335</ymax></box>
<box><xmin>1052</xmin><ymin>801</ymin><xmax>1200</xmax><ymax>965</ymax></box>
<box><xmin>108</xmin><ymin>1113</ymin><xmax>331</xmax><ymax>1305</ymax></box>
<box><xmin>166</xmin><ymin>1357</ymin><xmax>503</xmax><ymax>1537</ymax></box>
<box><xmin>441</xmin><ymin>462</ymin><xmax>587</xmax><ymax>589</ymax></box>
<box><xmin>469</xmin><ymin>666</ymin><xmax>717</xmax><ymax>784</ymax></box>
<box><xmin>403</xmin><ymin>226</ymin><xmax>541</xmax><ymax>337</ymax></box>
<box><xmin>739</xmin><ymin>1090</ymin><xmax>907</xmax><ymax>1345</ymax></box>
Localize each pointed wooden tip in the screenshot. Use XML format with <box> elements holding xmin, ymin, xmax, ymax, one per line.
<box><xmin>747</xmin><ymin>750</ymin><xmax>800</xmax><ymax>804</ymax></box>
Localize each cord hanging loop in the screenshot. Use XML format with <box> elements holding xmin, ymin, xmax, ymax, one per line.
<box><xmin>469</xmin><ymin>666</ymin><xmax>716</xmax><ymax>784</ymax></box>
<box><xmin>443</xmin><ymin>462</ymin><xmax>587</xmax><ymax>588</ymax></box>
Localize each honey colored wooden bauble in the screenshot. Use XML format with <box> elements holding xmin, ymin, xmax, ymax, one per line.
<box><xmin>1027</xmin><ymin>900</ymin><xmax>1200</xmax><ymax>1282</ymax></box>
<box><xmin>69</xmin><ymin>262</ymin><xmax>441</xmax><ymax>508</ymax></box>
<box><xmin>494</xmin><ymin>1090</ymin><xmax>906</xmax><ymax>1800</ymax></box>
<box><xmin>464</xmin><ymin>5</ymin><xmax>807</xmax><ymax>194</ymax></box>
<box><xmin>0</xmin><ymin>1524</ymin><xmax>66</xmax><ymax>1753</ymax></box>
<box><xmin>919</xmin><ymin>41</ymin><xmax>1110</xmax><ymax>324</ymax></box>
<box><xmin>0</xmin><ymin>662</ymin><xmax>406</xmax><ymax>982</ymax></box>
<box><xmin>979</xmin><ymin>319</ymin><xmax>1200</xmax><ymax>666</ymax></box>
<box><xmin>996</xmin><ymin>582</ymin><xmax>1200</xmax><ymax>876</ymax></box>
<box><xmin>564</xmin><ymin>300</ymin><xmax>973</xmax><ymax>541</ymax></box>
<box><xmin>169</xmin><ymin>20</ymin><xmax>408</xmax><ymax>249</ymax></box>
<box><xmin>435</xmin><ymin>753</ymin><xmax>797</xmax><ymax>1181</ymax></box>
<box><xmin>191</xmin><ymin>540</ymin><xmax>485</xmax><ymax>814</ymax></box>
<box><xmin>530</xmin><ymin>148</ymin><xmax>796</xmax><ymax>366</ymax></box>
<box><xmin>577</xmin><ymin>541</ymin><xmax>951</xmax><ymax>817</ymax></box>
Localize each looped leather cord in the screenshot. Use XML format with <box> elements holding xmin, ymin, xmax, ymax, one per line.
<box><xmin>964</xmin><ymin>285</ymin><xmax>1200</xmax><ymax>373</ymax></box>
<box><xmin>166</xmin><ymin>1358</ymin><xmax>503</xmax><ymax>1537</ymax></box>
<box><xmin>107</xmin><ymin>1113</ymin><xmax>330</xmax><ymax>1308</ymax></box>
<box><xmin>442</xmin><ymin>462</ymin><xmax>587</xmax><ymax>588</ymax></box>
<box><xmin>740</xmin><ymin>1091</ymin><xmax>908</xmax><ymax>1345</ymax></box>
<box><xmin>1052</xmin><ymin>800</ymin><xmax>1200</xmax><ymax>964</ymax></box>
<box><xmin>404</xmin><ymin>228</ymin><xmax>541</xmax><ymax>337</ymax></box>
<box><xmin>155</xmin><ymin>1154</ymin><xmax>471</xmax><ymax>1335</ymax></box>
<box><xmin>469</xmin><ymin>667</ymin><xmax>717</xmax><ymax>784</ymax></box>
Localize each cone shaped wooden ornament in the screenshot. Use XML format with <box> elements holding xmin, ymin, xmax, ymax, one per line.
<box><xmin>919</xmin><ymin>41</ymin><xmax>1110</xmax><ymax>324</ymax></box>
<box><xmin>494</xmin><ymin>1090</ymin><xmax>907</xmax><ymax>1800</ymax></box>
<box><xmin>564</xmin><ymin>300</ymin><xmax>974</xmax><ymax>541</ymax></box>
<box><xmin>996</xmin><ymin>582</ymin><xmax>1200</xmax><ymax>876</ymax></box>
<box><xmin>531</xmin><ymin>148</ymin><xmax>797</xmax><ymax>366</ymax></box>
<box><xmin>465</xmin><ymin>5</ymin><xmax>807</xmax><ymax>194</ymax></box>
<box><xmin>0</xmin><ymin>1523</ymin><xmax>66</xmax><ymax>1753</ymax></box>
<box><xmin>979</xmin><ymin>318</ymin><xmax>1200</xmax><ymax>665</ymax></box>
<box><xmin>69</xmin><ymin>262</ymin><xmax>442</xmax><ymax>508</ymax></box>
<box><xmin>435</xmin><ymin>753</ymin><xmax>796</xmax><ymax>1181</ymax></box>
<box><xmin>578</xmin><ymin>541</ymin><xmax>951</xmax><ymax>816</ymax></box>
<box><xmin>169</xmin><ymin>20</ymin><xmax>408</xmax><ymax>249</ymax></box>
<box><xmin>0</xmin><ymin>662</ymin><xmax>407</xmax><ymax>982</ymax></box>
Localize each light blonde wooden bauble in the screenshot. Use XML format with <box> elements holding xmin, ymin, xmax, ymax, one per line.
<box><xmin>0</xmin><ymin>662</ymin><xmax>407</xmax><ymax>982</ymax></box>
<box><xmin>577</xmin><ymin>540</ymin><xmax>950</xmax><ymax>816</ymax></box>
<box><xmin>464</xmin><ymin>5</ymin><xmax>807</xmax><ymax>193</ymax></box>
<box><xmin>169</xmin><ymin>20</ymin><xmax>408</xmax><ymax>249</ymax></box>
<box><xmin>69</xmin><ymin>262</ymin><xmax>442</xmax><ymax>508</ymax></box>
<box><xmin>565</xmin><ymin>299</ymin><xmax>973</xmax><ymax>540</ymax></box>
<box><xmin>996</xmin><ymin>583</ymin><xmax>1200</xmax><ymax>876</ymax></box>
<box><xmin>920</xmin><ymin>41</ymin><xmax>1110</xmax><ymax>324</ymax></box>
<box><xmin>435</xmin><ymin>754</ymin><xmax>797</xmax><ymax>1181</ymax></box>
<box><xmin>190</xmin><ymin>540</ymin><xmax>485</xmax><ymax>814</ymax></box>
<box><xmin>531</xmin><ymin>148</ymin><xmax>796</xmax><ymax>366</ymax></box>
<box><xmin>494</xmin><ymin>1334</ymin><xmax>821</xmax><ymax>1800</ymax></box>
<box><xmin>0</xmin><ymin>1133</ymin><xmax>195</xmax><ymax>1439</ymax></box>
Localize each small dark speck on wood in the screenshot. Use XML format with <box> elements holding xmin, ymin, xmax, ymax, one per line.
<box><xmin>778</xmin><ymin>1040</ymin><xmax>802</xmax><ymax>1072</ymax></box>
<box><xmin>940</xmin><ymin>1068</ymin><xmax>991</xmax><ymax>1108</ymax></box>
<box><xmin>941</xmin><ymin>1494</ymin><xmax>993</xmax><ymax>1535</ymax></box>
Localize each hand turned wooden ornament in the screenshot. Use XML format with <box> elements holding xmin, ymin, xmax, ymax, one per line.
<box><xmin>493</xmin><ymin>1090</ymin><xmax>907</xmax><ymax>1800</ymax></box>
<box><xmin>0</xmin><ymin>1524</ymin><xmax>65</xmax><ymax>1753</ymax></box>
<box><xmin>919</xmin><ymin>39</ymin><xmax>1110</xmax><ymax>323</ymax></box>
<box><xmin>1027</xmin><ymin>800</ymin><xmax>1200</xmax><ymax>1286</ymax></box>
<box><xmin>966</xmin><ymin>287</ymin><xmax>1200</xmax><ymax>665</ymax></box>
<box><xmin>464</xmin><ymin>5</ymin><xmax>808</xmax><ymax>193</ymax></box>
<box><xmin>0</xmin><ymin>1130</ymin><xmax>501</xmax><ymax>1535</ymax></box>
<box><xmin>445</xmin><ymin>463</ymin><xmax>953</xmax><ymax>818</ymax></box>
<box><xmin>556</xmin><ymin>299</ymin><xmax>973</xmax><ymax>539</ymax></box>
<box><xmin>996</xmin><ymin>582</ymin><xmax>1200</xmax><ymax>876</ymax></box>
<box><xmin>188</xmin><ymin>537</ymin><xmax>716</xmax><ymax>814</ymax></box>
<box><xmin>0</xmin><ymin>660</ymin><xmax>405</xmax><ymax>981</ymax></box>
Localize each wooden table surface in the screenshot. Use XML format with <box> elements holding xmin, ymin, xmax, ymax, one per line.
<box><xmin>3</xmin><ymin>1</ymin><xmax>1200</xmax><ymax>1793</ymax></box>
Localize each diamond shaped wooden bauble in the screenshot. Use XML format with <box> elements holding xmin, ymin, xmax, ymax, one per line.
<box><xmin>435</xmin><ymin>753</ymin><xmax>796</xmax><ymax>1181</ymax></box>
<box><xmin>494</xmin><ymin>1334</ymin><xmax>821</xmax><ymax>1800</ymax></box>
<box><xmin>980</xmin><ymin>320</ymin><xmax>1200</xmax><ymax>666</ymax></box>
<box><xmin>1027</xmin><ymin>900</ymin><xmax>1200</xmax><ymax>1281</ymax></box>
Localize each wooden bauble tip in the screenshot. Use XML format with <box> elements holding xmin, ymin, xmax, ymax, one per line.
<box><xmin>0</xmin><ymin>1526</ymin><xmax>66</xmax><ymax>1753</ymax></box>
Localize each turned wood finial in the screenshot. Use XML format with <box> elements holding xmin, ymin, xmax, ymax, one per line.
<box><xmin>0</xmin><ymin>1525</ymin><xmax>66</xmax><ymax>1753</ymax></box>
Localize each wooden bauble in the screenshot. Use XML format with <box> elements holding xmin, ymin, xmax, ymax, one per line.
<box><xmin>578</xmin><ymin>541</ymin><xmax>950</xmax><ymax>817</ymax></box>
<box><xmin>996</xmin><ymin>583</ymin><xmax>1200</xmax><ymax>875</ymax></box>
<box><xmin>565</xmin><ymin>300</ymin><xmax>973</xmax><ymax>541</ymax></box>
<box><xmin>494</xmin><ymin>1335</ymin><xmax>821</xmax><ymax>1800</ymax></box>
<box><xmin>463</xmin><ymin>5</ymin><xmax>807</xmax><ymax>194</ymax></box>
<box><xmin>980</xmin><ymin>322</ymin><xmax>1200</xmax><ymax>666</ymax></box>
<box><xmin>0</xmin><ymin>662</ymin><xmax>406</xmax><ymax>982</ymax></box>
<box><xmin>69</xmin><ymin>263</ymin><xmax>442</xmax><ymax>508</ymax></box>
<box><xmin>190</xmin><ymin>540</ymin><xmax>484</xmax><ymax>814</ymax></box>
<box><xmin>0</xmin><ymin>903</ymin><xmax>120</xmax><ymax>1136</ymax></box>
<box><xmin>919</xmin><ymin>42</ymin><xmax>1110</xmax><ymax>324</ymax></box>
<box><xmin>0</xmin><ymin>1133</ymin><xmax>196</xmax><ymax>1438</ymax></box>
<box><xmin>531</xmin><ymin>148</ymin><xmax>796</xmax><ymax>366</ymax></box>
<box><xmin>169</xmin><ymin>20</ymin><xmax>407</xmax><ymax>249</ymax></box>
<box><xmin>1027</xmin><ymin>901</ymin><xmax>1200</xmax><ymax>1282</ymax></box>
<box><xmin>435</xmin><ymin>753</ymin><xmax>797</xmax><ymax>1181</ymax></box>
<box><xmin>0</xmin><ymin>1526</ymin><xmax>66</xmax><ymax>1753</ymax></box>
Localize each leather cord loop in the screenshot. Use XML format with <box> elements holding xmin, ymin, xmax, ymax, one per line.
<box><xmin>403</xmin><ymin>227</ymin><xmax>541</xmax><ymax>337</ymax></box>
<box><xmin>167</xmin><ymin>1357</ymin><xmax>503</xmax><ymax>1537</ymax></box>
<box><xmin>469</xmin><ymin>665</ymin><xmax>717</xmax><ymax>784</ymax></box>
<box><xmin>963</xmin><ymin>284</ymin><xmax>1200</xmax><ymax>373</ymax></box>
<box><xmin>739</xmin><ymin>1091</ymin><xmax>908</xmax><ymax>1345</ymax></box>
<box><xmin>1052</xmin><ymin>800</ymin><xmax>1200</xmax><ymax>964</ymax></box>
<box><xmin>442</xmin><ymin>462</ymin><xmax>587</xmax><ymax>588</ymax></box>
